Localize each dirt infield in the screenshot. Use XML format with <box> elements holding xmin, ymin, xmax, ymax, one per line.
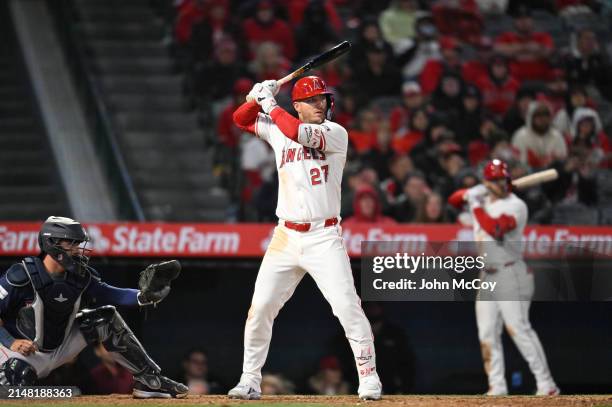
<box><xmin>14</xmin><ymin>394</ymin><xmax>612</xmax><ymax>407</ymax></box>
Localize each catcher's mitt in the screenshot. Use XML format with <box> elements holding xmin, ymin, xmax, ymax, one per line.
<box><xmin>137</xmin><ymin>260</ymin><xmax>181</xmax><ymax>306</ymax></box>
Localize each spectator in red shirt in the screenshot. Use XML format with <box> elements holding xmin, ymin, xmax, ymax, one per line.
<box><xmin>420</xmin><ymin>36</ymin><xmax>463</xmax><ymax>95</ymax></box>
<box><xmin>218</xmin><ymin>78</ymin><xmax>254</xmax><ymax>149</ymax></box>
<box><xmin>391</xmin><ymin>107</ymin><xmax>428</xmax><ymax>155</ymax></box>
<box><xmin>389</xmin><ymin>81</ymin><xmax>425</xmax><ymax>135</ymax></box>
<box><xmin>348</xmin><ymin>108</ymin><xmax>381</xmax><ymax>156</ymax></box>
<box><xmin>475</xmin><ymin>54</ymin><xmax>521</xmax><ymax>116</ymax></box>
<box><xmin>462</xmin><ymin>35</ymin><xmax>494</xmax><ymax>84</ymax></box>
<box><xmin>242</xmin><ymin>0</ymin><xmax>296</xmax><ymax>61</ymax></box>
<box><xmin>493</xmin><ymin>6</ymin><xmax>555</xmax><ymax>81</ymax></box>
<box><xmin>175</xmin><ymin>0</ymin><xmax>207</xmax><ymax>45</ymax></box>
<box><xmin>343</xmin><ymin>185</ymin><xmax>397</xmax><ymax>225</ymax></box>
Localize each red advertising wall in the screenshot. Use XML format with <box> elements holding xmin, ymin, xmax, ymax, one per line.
<box><xmin>1</xmin><ymin>222</ymin><xmax>612</xmax><ymax>258</ymax></box>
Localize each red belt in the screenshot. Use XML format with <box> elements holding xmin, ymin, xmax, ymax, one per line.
<box><xmin>283</xmin><ymin>217</ymin><xmax>338</xmax><ymax>232</ymax></box>
<box><xmin>486</xmin><ymin>261</ymin><xmax>516</xmax><ymax>274</ymax></box>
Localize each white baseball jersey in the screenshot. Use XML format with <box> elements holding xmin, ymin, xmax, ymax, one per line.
<box><xmin>473</xmin><ymin>193</ymin><xmax>528</xmax><ymax>267</ymax></box>
<box><xmin>254</xmin><ymin>113</ymin><xmax>348</xmax><ymax>222</ymax></box>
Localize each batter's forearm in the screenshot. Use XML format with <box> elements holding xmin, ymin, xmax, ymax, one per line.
<box><xmin>233</xmin><ymin>101</ymin><xmax>260</xmax><ymax>133</ymax></box>
<box><xmin>270</xmin><ymin>107</ymin><xmax>300</xmax><ymax>141</ymax></box>
<box><xmin>473</xmin><ymin>207</ymin><xmax>517</xmax><ymax>239</ymax></box>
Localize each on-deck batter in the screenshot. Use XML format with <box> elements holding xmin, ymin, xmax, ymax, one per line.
<box><xmin>228</xmin><ymin>76</ymin><xmax>382</xmax><ymax>400</ymax></box>
<box><xmin>449</xmin><ymin>159</ymin><xmax>559</xmax><ymax>396</ymax></box>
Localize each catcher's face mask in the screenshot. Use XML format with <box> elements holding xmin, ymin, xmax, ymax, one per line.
<box><xmin>50</xmin><ymin>238</ymin><xmax>92</xmax><ymax>276</ymax></box>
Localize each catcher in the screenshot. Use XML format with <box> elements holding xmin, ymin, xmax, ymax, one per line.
<box><xmin>0</xmin><ymin>216</ymin><xmax>187</xmax><ymax>398</ymax></box>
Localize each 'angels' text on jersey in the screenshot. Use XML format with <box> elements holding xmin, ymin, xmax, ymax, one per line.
<box><xmin>255</xmin><ymin>114</ymin><xmax>348</xmax><ymax>222</ymax></box>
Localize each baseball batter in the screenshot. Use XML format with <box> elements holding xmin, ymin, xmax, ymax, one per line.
<box><xmin>449</xmin><ymin>160</ymin><xmax>559</xmax><ymax>396</ymax></box>
<box><xmin>229</xmin><ymin>76</ymin><xmax>382</xmax><ymax>400</ymax></box>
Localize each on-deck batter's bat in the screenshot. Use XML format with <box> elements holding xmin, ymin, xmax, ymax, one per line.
<box><xmin>277</xmin><ymin>40</ymin><xmax>352</xmax><ymax>86</ymax></box>
<box><xmin>246</xmin><ymin>41</ymin><xmax>352</xmax><ymax>101</ymax></box>
<box><xmin>511</xmin><ymin>169</ymin><xmax>558</xmax><ymax>190</ymax></box>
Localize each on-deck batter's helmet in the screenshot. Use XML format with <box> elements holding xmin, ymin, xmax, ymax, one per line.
<box><xmin>292</xmin><ymin>76</ymin><xmax>334</xmax><ymax>119</ymax></box>
<box><xmin>38</xmin><ymin>216</ymin><xmax>91</xmax><ymax>276</ymax></box>
<box><xmin>483</xmin><ymin>159</ymin><xmax>512</xmax><ymax>192</ymax></box>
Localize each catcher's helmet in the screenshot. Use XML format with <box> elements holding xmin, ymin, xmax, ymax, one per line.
<box><xmin>38</xmin><ymin>216</ymin><xmax>90</xmax><ymax>276</ymax></box>
<box><xmin>292</xmin><ymin>76</ymin><xmax>334</xmax><ymax>119</ymax></box>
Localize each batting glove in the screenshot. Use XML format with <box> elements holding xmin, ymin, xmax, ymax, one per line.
<box><xmin>262</xmin><ymin>80</ymin><xmax>279</xmax><ymax>96</ymax></box>
<box><xmin>246</xmin><ymin>83</ymin><xmax>264</xmax><ymax>103</ymax></box>
<box><xmin>255</xmin><ymin>85</ymin><xmax>278</xmax><ymax>114</ymax></box>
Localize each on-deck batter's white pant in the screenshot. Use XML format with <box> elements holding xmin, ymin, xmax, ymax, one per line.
<box><xmin>241</xmin><ymin>223</ymin><xmax>376</xmax><ymax>385</ymax></box>
<box><xmin>476</xmin><ymin>261</ymin><xmax>556</xmax><ymax>393</ymax></box>
<box><xmin>0</xmin><ymin>326</ymin><xmax>87</xmax><ymax>379</ymax></box>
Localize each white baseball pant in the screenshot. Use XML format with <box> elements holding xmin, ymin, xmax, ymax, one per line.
<box><xmin>241</xmin><ymin>222</ymin><xmax>377</xmax><ymax>385</ymax></box>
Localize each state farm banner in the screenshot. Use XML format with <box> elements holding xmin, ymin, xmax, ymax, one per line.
<box><xmin>1</xmin><ymin>222</ymin><xmax>612</xmax><ymax>258</ymax></box>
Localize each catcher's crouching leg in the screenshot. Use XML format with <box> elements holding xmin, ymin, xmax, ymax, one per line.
<box><xmin>76</xmin><ymin>306</ymin><xmax>188</xmax><ymax>398</ymax></box>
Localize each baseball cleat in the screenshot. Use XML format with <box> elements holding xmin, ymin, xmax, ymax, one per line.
<box><xmin>228</xmin><ymin>382</ymin><xmax>262</xmax><ymax>400</ymax></box>
<box><xmin>133</xmin><ymin>375</ymin><xmax>188</xmax><ymax>398</ymax></box>
<box><xmin>358</xmin><ymin>373</ymin><xmax>382</xmax><ymax>400</ymax></box>
<box><xmin>485</xmin><ymin>388</ymin><xmax>508</xmax><ymax>396</ymax></box>
<box><xmin>536</xmin><ymin>386</ymin><xmax>560</xmax><ymax>396</ymax></box>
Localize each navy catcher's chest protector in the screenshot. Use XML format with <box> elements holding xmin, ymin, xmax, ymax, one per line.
<box><xmin>18</xmin><ymin>257</ymin><xmax>91</xmax><ymax>351</ymax></box>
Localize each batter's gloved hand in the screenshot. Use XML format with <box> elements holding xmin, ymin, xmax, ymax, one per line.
<box><xmin>246</xmin><ymin>83</ymin><xmax>264</xmax><ymax>103</ymax></box>
<box><xmin>137</xmin><ymin>260</ymin><xmax>181</xmax><ymax>306</ymax></box>
<box><xmin>254</xmin><ymin>85</ymin><xmax>278</xmax><ymax>114</ymax></box>
<box><xmin>262</xmin><ymin>80</ymin><xmax>279</xmax><ymax>96</ymax></box>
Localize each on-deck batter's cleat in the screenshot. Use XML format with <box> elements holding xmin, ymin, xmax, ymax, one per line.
<box><xmin>358</xmin><ymin>373</ymin><xmax>382</xmax><ymax>400</ymax></box>
<box><xmin>536</xmin><ymin>386</ymin><xmax>560</xmax><ymax>396</ymax></box>
<box><xmin>228</xmin><ymin>383</ymin><xmax>262</xmax><ymax>400</ymax></box>
<box><xmin>485</xmin><ymin>387</ymin><xmax>508</xmax><ymax>396</ymax></box>
<box><xmin>133</xmin><ymin>374</ymin><xmax>188</xmax><ymax>398</ymax></box>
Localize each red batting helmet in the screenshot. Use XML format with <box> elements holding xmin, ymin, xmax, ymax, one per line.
<box><xmin>292</xmin><ymin>76</ymin><xmax>334</xmax><ymax>119</ymax></box>
<box><xmin>483</xmin><ymin>159</ymin><xmax>510</xmax><ymax>181</ymax></box>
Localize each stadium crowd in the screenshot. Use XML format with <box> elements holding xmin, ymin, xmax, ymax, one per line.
<box><xmin>167</xmin><ymin>0</ymin><xmax>612</xmax><ymax>225</ymax></box>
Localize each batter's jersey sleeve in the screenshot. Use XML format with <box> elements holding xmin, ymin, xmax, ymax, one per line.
<box><xmin>297</xmin><ymin>121</ymin><xmax>348</xmax><ymax>154</ymax></box>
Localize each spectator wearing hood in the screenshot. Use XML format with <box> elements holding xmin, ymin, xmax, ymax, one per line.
<box><xmin>287</xmin><ymin>0</ymin><xmax>343</xmax><ymax>34</ymax></box>
<box><xmin>568</xmin><ymin>107</ymin><xmax>611</xmax><ymax>168</ymax></box>
<box><xmin>242</xmin><ymin>0</ymin><xmax>296</xmax><ymax>61</ymax></box>
<box><xmin>475</xmin><ymin>54</ymin><xmax>521</xmax><ymax>116</ymax></box>
<box><xmin>512</xmin><ymin>100</ymin><xmax>568</xmax><ymax>168</ymax></box>
<box><xmin>342</xmin><ymin>186</ymin><xmax>396</xmax><ymax>226</ymax></box>
<box><xmin>563</xmin><ymin>28</ymin><xmax>612</xmax><ymax>101</ymax></box>
<box><xmin>411</xmin><ymin>113</ymin><xmax>455</xmax><ymax>172</ymax></box>
<box><xmin>551</xmin><ymin>84</ymin><xmax>592</xmax><ymax>136</ymax></box>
